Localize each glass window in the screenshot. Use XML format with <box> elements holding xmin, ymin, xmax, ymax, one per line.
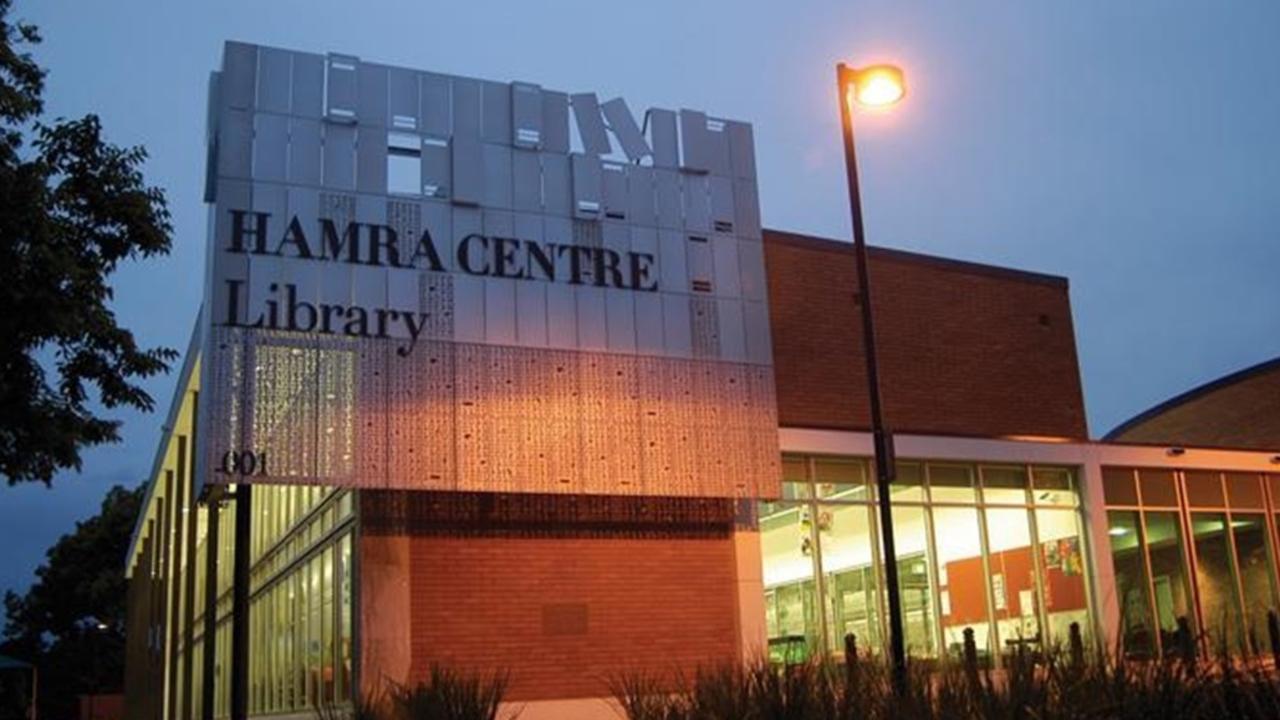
<box><xmin>1102</xmin><ymin>468</ymin><xmax>1138</xmax><ymax>506</ymax></box>
<box><xmin>982</xmin><ymin>466</ymin><xmax>1030</xmax><ymax>505</ymax></box>
<box><xmin>339</xmin><ymin>533</ymin><xmax>353</xmax><ymax>700</ymax></box>
<box><xmin>322</xmin><ymin>547</ymin><xmax>335</xmax><ymax>702</ymax></box>
<box><xmin>887</xmin><ymin>505</ymin><xmax>937</xmax><ymax>657</ymax></box>
<box><xmin>781</xmin><ymin>482</ymin><xmax>811</xmax><ymax>500</ymax></box>
<box><xmin>929</xmin><ymin>464</ymin><xmax>975</xmax><ymax>503</ymax></box>
<box><xmin>1107</xmin><ymin>511</ymin><xmax>1155</xmax><ymax>658</ymax></box>
<box><xmin>757</xmin><ymin>454</ymin><xmax>1095</xmax><ymax>670</ymax></box>
<box><xmin>1189</xmin><ymin>513</ymin><xmax>1244</xmax><ymax>652</ymax></box>
<box><xmin>295</xmin><ymin>571</ymin><xmax>306</xmax><ymax>709</ymax></box>
<box><xmin>984</xmin><ymin>508</ymin><xmax>1041</xmax><ymax>656</ymax></box>
<box><xmin>1228</xmin><ymin>515</ymin><xmax>1276</xmax><ymax>654</ymax></box>
<box><xmin>309</xmin><ymin>555</ymin><xmax>324</xmax><ymax>704</ymax></box>
<box><xmin>781</xmin><ymin>456</ymin><xmax>807</xmax><ymax>483</ymax></box>
<box><xmin>814</xmin><ymin>458</ymin><xmax>870</xmax><ymax>501</ymax></box>
<box><xmin>1031</xmin><ymin>467</ymin><xmax>1077</xmax><ymax>507</ymax></box>
<box><xmin>1138</xmin><ymin>469</ymin><xmax>1179</xmax><ymax>507</ymax></box>
<box><xmin>1226</xmin><ymin>473</ymin><xmax>1265</xmax><ymax>510</ymax></box>
<box><xmin>1035</xmin><ymin>508</ymin><xmax>1091</xmax><ymax>646</ymax></box>
<box><xmin>1143</xmin><ymin>512</ymin><xmax>1196</xmax><ymax>655</ymax></box>
<box><xmin>759</xmin><ymin>499</ymin><xmax>821</xmax><ymax>663</ymax></box>
<box><xmin>891</xmin><ymin>462</ymin><xmax>925</xmax><ymax>502</ymax></box>
<box><xmin>1184</xmin><ymin>472</ymin><xmax>1225</xmax><ymax>508</ymax></box>
<box><xmin>387</xmin><ymin>132</ymin><xmax>422</xmax><ymax>195</ymax></box>
<box><xmin>934</xmin><ymin>507</ymin><xmax>992</xmax><ymax>665</ymax></box>
<box><xmin>816</xmin><ymin>503</ymin><xmax>880</xmax><ymax>657</ymax></box>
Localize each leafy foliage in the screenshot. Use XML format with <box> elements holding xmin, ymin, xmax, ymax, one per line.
<box><xmin>1</xmin><ymin>483</ymin><xmax>143</xmax><ymax>720</ymax></box>
<box><xmin>341</xmin><ymin>667</ymin><xmax>515</xmax><ymax>720</ymax></box>
<box><xmin>0</xmin><ymin>0</ymin><xmax>175</xmax><ymax>486</ymax></box>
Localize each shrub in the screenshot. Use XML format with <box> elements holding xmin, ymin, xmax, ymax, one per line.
<box><xmin>320</xmin><ymin>666</ymin><xmax>514</xmax><ymax>720</ymax></box>
<box><xmin>609</xmin><ymin>647</ymin><xmax>1280</xmax><ymax>720</ymax></box>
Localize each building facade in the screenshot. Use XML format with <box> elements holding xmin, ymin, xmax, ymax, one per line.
<box><xmin>123</xmin><ymin>42</ymin><xmax>1280</xmax><ymax>720</ymax></box>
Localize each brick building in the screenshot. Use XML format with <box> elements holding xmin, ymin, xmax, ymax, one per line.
<box><xmin>1106</xmin><ymin>357</ymin><xmax>1280</xmax><ymax>451</ymax></box>
<box><xmin>123</xmin><ymin>42</ymin><xmax>1280</xmax><ymax>720</ymax></box>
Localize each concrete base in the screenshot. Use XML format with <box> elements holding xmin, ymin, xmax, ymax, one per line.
<box><xmin>501</xmin><ymin>696</ymin><xmax>621</xmax><ymax>720</ymax></box>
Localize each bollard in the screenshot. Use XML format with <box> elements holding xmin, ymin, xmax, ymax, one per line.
<box><xmin>1175</xmin><ymin>616</ymin><xmax>1196</xmax><ymax>663</ymax></box>
<box><xmin>963</xmin><ymin>627</ymin><xmax>979</xmax><ymax>682</ymax></box>
<box><xmin>1268</xmin><ymin>610</ymin><xmax>1280</xmax><ymax>668</ymax></box>
<box><xmin>844</xmin><ymin>633</ymin><xmax>858</xmax><ymax>688</ymax></box>
<box><xmin>1069</xmin><ymin>621</ymin><xmax>1084</xmax><ymax>668</ymax></box>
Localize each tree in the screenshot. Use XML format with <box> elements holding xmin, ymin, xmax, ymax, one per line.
<box><xmin>0</xmin><ymin>0</ymin><xmax>176</xmax><ymax>486</ymax></box>
<box><xmin>2</xmin><ymin>484</ymin><xmax>144</xmax><ymax>719</ymax></box>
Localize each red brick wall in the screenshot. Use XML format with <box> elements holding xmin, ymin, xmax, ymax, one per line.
<box><xmin>405</xmin><ymin>535</ymin><xmax>737</xmax><ymax>700</ymax></box>
<box><xmin>1106</xmin><ymin>359</ymin><xmax>1280</xmax><ymax>450</ymax></box>
<box><xmin>765</xmin><ymin>231</ymin><xmax>1089</xmax><ymax>439</ymax></box>
<box><xmin>361</xmin><ymin>492</ymin><xmax>742</xmax><ymax>701</ymax></box>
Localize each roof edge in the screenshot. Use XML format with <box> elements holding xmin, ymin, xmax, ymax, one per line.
<box><xmin>763</xmin><ymin>229</ymin><xmax>1070</xmax><ymax>289</ymax></box>
<box><xmin>1104</xmin><ymin>355</ymin><xmax>1280</xmax><ymax>441</ymax></box>
<box><xmin>125</xmin><ymin>309</ymin><xmax>203</xmax><ymax>576</ymax></box>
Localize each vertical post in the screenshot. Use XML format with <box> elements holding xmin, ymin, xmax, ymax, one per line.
<box><xmin>201</xmin><ymin>495</ymin><xmax>220</xmax><ymax>720</ymax></box>
<box><xmin>181</xmin><ymin>394</ymin><xmax>200</xmax><ymax>720</ymax></box>
<box><xmin>963</xmin><ymin>627</ymin><xmax>979</xmax><ymax>682</ymax></box>
<box><xmin>1268</xmin><ymin>610</ymin><xmax>1280</xmax><ymax>668</ymax></box>
<box><xmin>1069</xmin><ymin>621</ymin><xmax>1084</xmax><ymax>668</ymax></box>
<box><xmin>843</xmin><ymin>632</ymin><xmax>859</xmax><ymax>697</ymax></box>
<box><xmin>837</xmin><ymin>62</ymin><xmax>907</xmax><ymax>693</ymax></box>
<box><xmin>230</xmin><ymin>485</ymin><xmax>252</xmax><ymax>720</ymax></box>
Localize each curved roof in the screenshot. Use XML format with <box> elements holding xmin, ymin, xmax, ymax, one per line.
<box><xmin>1106</xmin><ymin>356</ymin><xmax>1280</xmax><ymax>451</ymax></box>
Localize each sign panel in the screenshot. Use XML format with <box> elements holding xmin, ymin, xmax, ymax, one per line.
<box><xmin>199</xmin><ymin>42</ymin><xmax>779</xmax><ymax>498</ymax></box>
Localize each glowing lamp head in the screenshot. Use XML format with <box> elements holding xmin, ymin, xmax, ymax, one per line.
<box><xmin>845</xmin><ymin>64</ymin><xmax>906</xmax><ymax>109</ymax></box>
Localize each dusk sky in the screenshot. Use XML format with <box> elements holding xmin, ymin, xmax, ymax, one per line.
<box><xmin>3</xmin><ymin>1</ymin><xmax>1278</xmax><ymax>601</ymax></box>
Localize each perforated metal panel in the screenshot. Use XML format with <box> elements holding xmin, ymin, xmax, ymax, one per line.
<box><xmin>200</xmin><ymin>42</ymin><xmax>779</xmax><ymax>499</ymax></box>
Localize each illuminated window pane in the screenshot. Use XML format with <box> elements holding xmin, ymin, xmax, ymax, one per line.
<box><xmin>887</xmin><ymin>505</ymin><xmax>937</xmax><ymax>657</ymax></box>
<box><xmin>891</xmin><ymin>462</ymin><xmax>924</xmax><ymax>503</ymax></box>
<box><xmin>1031</xmin><ymin>467</ymin><xmax>1077</xmax><ymax>506</ymax></box>
<box><xmin>1190</xmin><ymin>513</ymin><xmax>1244</xmax><ymax>652</ymax></box>
<box><xmin>1035</xmin><ymin>508</ymin><xmax>1091</xmax><ymax>646</ymax></box>
<box><xmin>759</xmin><ymin>499</ymin><xmax>821</xmax><ymax>663</ymax></box>
<box><xmin>816</xmin><ymin>503</ymin><xmax>880</xmax><ymax>657</ymax></box>
<box><xmin>309</xmin><ymin>556</ymin><xmax>323</xmax><ymax>705</ymax></box>
<box><xmin>814</xmin><ymin>458</ymin><xmax>870</xmax><ymax>501</ymax></box>
<box><xmin>929</xmin><ymin>464</ymin><xmax>975</xmax><ymax>503</ymax></box>
<box><xmin>339</xmin><ymin>533</ymin><xmax>353</xmax><ymax>700</ymax></box>
<box><xmin>1107</xmin><ymin>511</ymin><xmax>1154</xmax><ymax>658</ymax></box>
<box><xmin>322</xmin><ymin>547</ymin><xmax>335</xmax><ymax>702</ymax></box>
<box><xmin>1230</xmin><ymin>515</ymin><xmax>1277</xmax><ymax>654</ymax></box>
<box><xmin>935</xmin><ymin>507</ymin><xmax>992</xmax><ymax>665</ymax></box>
<box><xmin>984</xmin><ymin>508</ymin><xmax>1040</xmax><ymax>657</ymax></box>
<box><xmin>981</xmin><ymin>466</ymin><xmax>1029</xmax><ymax>505</ymax></box>
<box><xmin>1142</xmin><ymin>511</ymin><xmax>1196</xmax><ymax>653</ymax></box>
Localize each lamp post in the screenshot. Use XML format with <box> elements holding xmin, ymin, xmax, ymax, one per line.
<box><xmin>835</xmin><ymin>61</ymin><xmax>908</xmax><ymax>693</ymax></box>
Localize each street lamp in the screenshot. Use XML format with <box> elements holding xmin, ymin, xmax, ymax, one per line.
<box><xmin>835</xmin><ymin>61</ymin><xmax>908</xmax><ymax>693</ymax></box>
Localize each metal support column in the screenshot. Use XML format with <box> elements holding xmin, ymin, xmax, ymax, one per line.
<box><xmin>229</xmin><ymin>485</ymin><xmax>252</xmax><ymax>720</ymax></box>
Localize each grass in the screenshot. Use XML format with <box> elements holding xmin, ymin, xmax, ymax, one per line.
<box><xmin>610</xmin><ymin>647</ymin><xmax>1280</xmax><ymax>720</ymax></box>
<box><xmin>320</xmin><ymin>665</ymin><xmax>515</xmax><ymax>720</ymax></box>
<box><xmin>321</xmin><ymin>648</ymin><xmax>1280</xmax><ymax>719</ymax></box>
